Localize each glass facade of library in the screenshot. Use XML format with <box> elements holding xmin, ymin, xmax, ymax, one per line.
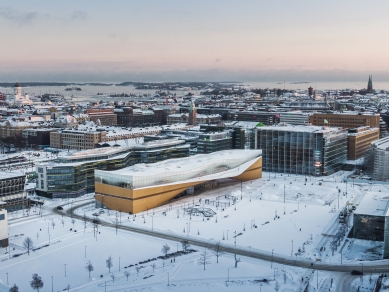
<box><xmin>257</xmin><ymin>129</ymin><xmax>347</xmax><ymax>176</ymax></box>
<box><xmin>37</xmin><ymin>145</ymin><xmax>190</xmax><ymax>198</ymax></box>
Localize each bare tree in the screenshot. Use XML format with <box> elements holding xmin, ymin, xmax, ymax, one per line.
<box><xmin>197</xmin><ymin>249</ymin><xmax>211</xmax><ymax>271</ymax></box>
<box><xmin>71</xmin><ymin>218</ymin><xmax>75</xmax><ymax>227</ymax></box>
<box><xmin>23</xmin><ymin>237</ymin><xmax>34</xmax><ymax>255</ymax></box>
<box><xmin>135</xmin><ymin>266</ymin><xmax>141</xmax><ymax>277</ymax></box>
<box><xmin>212</xmin><ymin>241</ymin><xmax>225</xmax><ymax>263</ymax></box>
<box><xmin>181</xmin><ymin>240</ymin><xmax>190</xmax><ymax>252</ymax></box>
<box><xmin>124</xmin><ymin>270</ymin><xmax>130</xmax><ymax>281</ymax></box>
<box><xmin>110</xmin><ymin>274</ymin><xmax>115</xmax><ymax>283</ymax></box>
<box><xmin>283</xmin><ymin>271</ymin><xmax>287</xmax><ymax>284</ymax></box>
<box><xmin>161</xmin><ymin>244</ymin><xmax>170</xmax><ymax>257</ymax></box>
<box><xmin>83</xmin><ymin>213</ymin><xmax>87</xmax><ymax>233</ymax></box>
<box><xmin>151</xmin><ymin>263</ymin><xmax>156</xmax><ymax>273</ymax></box>
<box><xmin>233</xmin><ymin>254</ymin><xmax>241</xmax><ymax>268</ymax></box>
<box><xmin>85</xmin><ymin>260</ymin><xmax>94</xmax><ymax>278</ymax></box>
<box><xmin>30</xmin><ymin>274</ymin><xmax>43</xmax><ymax>292</ymax></box>
<box><xmin>106</xmin><ymin>256</ymin><xmax>113</xmax><ymax>273</ymax></box>
<box><xmin>51</xmin><ymin>220</ymin><xmax>55</xmax><ymax>229</ymax></box>
<box><xmin>330</xmin><ymin>239</ymin><xmax>337</xmax><ymax>256</ymax></box>
<box><xmin>65</xmin><ymin>284</ymin><xmax>70</xmax><ymax>292</ymax></box>
<box><xmin>274</xmin><ymin>281</ymin><xmax>280</xmax><ymax>292</ymax></box>
<box><xmin>9</xmin><ymin>284</ymin><xmax>19</xmax><ymax>292</ymax></box>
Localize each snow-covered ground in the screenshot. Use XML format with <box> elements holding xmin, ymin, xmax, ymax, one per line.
<box><xmin>0</xmin><ymin>209</ymin><xmax>321</xmax><ymax>292</ymax></box>
<box><xmin>1</xmin><ymin>171</ymin><xmax>389</xmax><ymax>291</ymax></box>
<box><xmin>78</xmin><ymin>171</ymin><xmax>380</xmax><ymax>264</ymax></box>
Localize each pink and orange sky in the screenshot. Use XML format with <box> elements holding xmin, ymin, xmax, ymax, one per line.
<box><xmin>1</xmin><ymin>0</ymin><xmax>389</xmax><ymax>82</ymax></box>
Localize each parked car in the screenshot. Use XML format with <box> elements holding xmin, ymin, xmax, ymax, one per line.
<box><xmin>56</xmin><ymin>206</ymin><xmax>63</xmax><ymax>210</ymax></box>
<box><xmin>351</xmin><ymin>270</ymin><xmax>363</xmax><ymax>275</ymax></box>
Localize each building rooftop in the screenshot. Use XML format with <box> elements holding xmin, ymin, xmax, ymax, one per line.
<box><xmin>256</xmin><ymin>124</ymin><xmax>344</xmax><ymax>133</ymax></box>
<box><xmin>372</xmin><ymin>137</ymin><xmax>389</xmax><ymax>151</ymax></box>
<box><xmin>95</xmin><ymin>149</ymin><xmax>262</xmax><ymax>190</ymax></box>
<box><xmin>354</xmin><ymin>192</ymin><xmax>389</xmax><ymax>217</ymax></box>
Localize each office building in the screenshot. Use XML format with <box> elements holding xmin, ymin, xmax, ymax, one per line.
<box><xmin>347</xmin><ymin>127</ymin><xmax>380</xmax><ymax>160</ymax></box>
<box><xmin>309</xmin><ymin>112</ymin><xmax>380</xmax><ymax>129</ymax></box>
<box><xmin>352</xmin><ymin>192</ymin><xmax>389</xmax><ymax>258</ymax></box>
<box><xmin>0</xmin><ymin>171</ymin><xmax>28</xmax><ymax>212</ymax></box>
<box><xmin>50</xmin><ymin>129</ymin><xmax>107</xmax><ymax>150</ymax></box>
<box><xmin>279</xmin><ymin>111</ymin><xmax>310</xmax><ymax>125</ymax></box>
<box><xmin>86</xmin><ymin>108</ymin><xmax>117</xmax><ymax>126</ymax></box>
<box><xmin>0</xmin><ymin>209</ymin><xmax>8</xmax><ymax>247</ymax></box>
<box><xmin>257</xmin><ymin>124</ymin><xmax>348</xmax><ymax>176</ymax></box>
<box><xmin>95</xmin><ymin>149</ymin><xmax>262</xmax><ymax>214</ymax></box>
<box><xmin>227</xmin><ymin>111</ymin><xmax>279</xmax><ymax>125</ymax></box>
<box><xmin>364</xmin><ymin>137</ymin><xmax>389</xmax><ymax>182</ymax></box>
<box><xmin>36</xmin><ymin>139</ymin><xmax>190</xmax><ymax>198</ymax></box>
<box><xmin>197</xmin><ymin>132</ymin><xmax>233</xmax><ymax>154</ymax></box>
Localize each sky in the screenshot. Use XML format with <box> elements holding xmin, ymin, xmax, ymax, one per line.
<box><xmin>1</xmin><ymin>0</ymin><xmax>389</xmax><ymax>82</ymax></box>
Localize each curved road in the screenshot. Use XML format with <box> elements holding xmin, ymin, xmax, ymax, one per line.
<box><xmin>54</xmin><ymin>200</ymin><xmax>389</xmax><ymax>275</ymax></box>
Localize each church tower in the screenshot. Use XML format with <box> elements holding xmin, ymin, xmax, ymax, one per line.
<box><xmin>188</xmin><ymin>101</ymin><xmax>197</xmax><ymax>126</ymax></box>
<box><xmin>14</xmin><ymin>82</ymin><xmax>22</xmax><ymax>96</ymax></box>
<box><xmin>367</xmin><ymin>75</ymin><xmax>373</xmax><ymax>92</ymax></box>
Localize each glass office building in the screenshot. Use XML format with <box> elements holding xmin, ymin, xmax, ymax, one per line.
<box><xmin>352</xmin><ymin>192</ymin><xmax>389</xmax><ymax>259</ymax></box>
<box><xmin>36</xmin><ymin>139</ymin><xmax>190</xmax><ymax>198</ymax></box>
<box><xmin>256</xmin><ymin>124</ymin><xmax>347</xmax><ymax>176</ymax></box>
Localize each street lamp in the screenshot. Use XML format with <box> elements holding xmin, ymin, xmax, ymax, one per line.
<box><xmin>119</xmin><ymin>257</ymin><xmax>121</xmax><ymax>272</ymax></box>
<box><xmin>6</xmin><ymin>272</ymin><xmax>8</xmax><ymax>285</ymax></box>
<box><xmin>227</xmin><ymin>230</ymin><xmax>229</xmax><ymax>240</ymax></box>
<box><xmin>284</xmin><ymin>185</ymin><xmax>285</xmax><ymax>215</ymax></box>
<box><xmin>234</xmin><ymin>231</ymin><xmax>237</xmax><ymax>247</ymax></box>
<box><xmin>64</xmin><ymin>264</ymin><xmax>67</xmax><ymax>277</ymax></box>
<box><xmin>291</xmin><ymin>240</ymin><xmax>293</xmax><ymax>257</ymax></box>
<box><xmin>85</xmin><ymin>246</ymin><xmax>86</xmax><ymax>258</ymax></box>
<box><xmin>271</xmin><ymin>249</ymin><xmax>274</xmax><ymax>269</ymax></box>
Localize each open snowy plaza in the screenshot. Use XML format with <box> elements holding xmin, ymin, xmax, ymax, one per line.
<box><xmin>0</xmin><ymin>170</ymin><xmax>388</xmax><ymax>291</ymax></box>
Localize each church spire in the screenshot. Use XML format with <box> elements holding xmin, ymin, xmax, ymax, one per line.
<box><xmin>367</xmin><ymin>75</ymin><xmax>373</xmax><ymax>92</ymax></box>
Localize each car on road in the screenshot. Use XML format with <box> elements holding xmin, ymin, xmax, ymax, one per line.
<box><xmin>351</xmin><ymin>270</ymin><xmax>363</xmax><ymax>275</ymax></box>
<box><xmin>56</xmin><ymin>206</ymin><xmax>63</xmax><ymax>210</ymax></box>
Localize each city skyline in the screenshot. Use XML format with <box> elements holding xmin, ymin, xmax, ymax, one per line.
<box><xmin>1</xmin><ymin>0</ymin><xmax>389</xmax><ymax>82</ymax></box>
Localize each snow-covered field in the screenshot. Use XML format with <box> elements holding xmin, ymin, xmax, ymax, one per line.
<box><xmin>0</xmin><ymin>211</ymin><xmax>318</xmax><ymax>292</ymax></box>
<box><xmin>78</xmin><ymin>171</ymin><xmax>374</xmax><ymax>263</ymax></box>
<box><xmin>1</xmin><ymin>171</ymin><xmax>388</xmax><ymax>291</ymax></box>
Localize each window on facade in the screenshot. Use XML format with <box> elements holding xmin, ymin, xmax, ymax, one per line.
<box><xmin>38</xmin><ymin>167</ymin><xmax>43</xmax><ymax>173</ymax></box>
<box><xmin>0</xmin><ymin>214</ymin><xmax>5</xmax><ymax>220</ymax></box>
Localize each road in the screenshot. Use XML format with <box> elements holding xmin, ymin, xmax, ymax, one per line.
<box><xmin>53</xmin><ymin>199</ymin><xmax>389</xmax><ymax>275</ymax></box>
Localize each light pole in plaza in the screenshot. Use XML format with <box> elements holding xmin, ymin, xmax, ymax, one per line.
<box><xmin>271</xmin><ymin>249</ymin><xmax>274</xmax><ymax>269</ymax></box>
<box><xmin>284</xmin><ymin>185</ymin><xmax>285</xmax><ymax>215</ymax></box>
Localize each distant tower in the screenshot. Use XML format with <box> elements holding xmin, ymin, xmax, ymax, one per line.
<box><xmin>308</xmin><ymin>86</ymin><xmax>314</xmax><ymax>97</ymax></box>
<box><xmin>188</xmin><ymin>101</ymin><xmax>197</xmax><ymax>126</ymax></box>
<box><xmin>14</xmin><ymin>81</ymin><xmax>22</xmax><ymax>96</ymax></box>
<box><xmin>367</xmin><ymin>75</ymin><xmax>373</xmax><ymax>92</ymax></box>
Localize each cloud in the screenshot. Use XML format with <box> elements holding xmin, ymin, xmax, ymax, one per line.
<box><xmin>215</xmin><ymin>58</ymin><xmax>221</xmax><ymax>63</ymax></box>
<box><xmin>71</xmin><ymin>11</ymin><xmax>87</xmax><ymax>21</ymax></box>
<box><xmin>0</xmin><ymin>7</ymin><xmax>48</xmax><ymax>27</ymax></box>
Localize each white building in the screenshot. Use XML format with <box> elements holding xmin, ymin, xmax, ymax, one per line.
<box><xmin>6</xmin><ymin>82</ymin><xmax>33</xmax><ymax>105</ymax></box>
